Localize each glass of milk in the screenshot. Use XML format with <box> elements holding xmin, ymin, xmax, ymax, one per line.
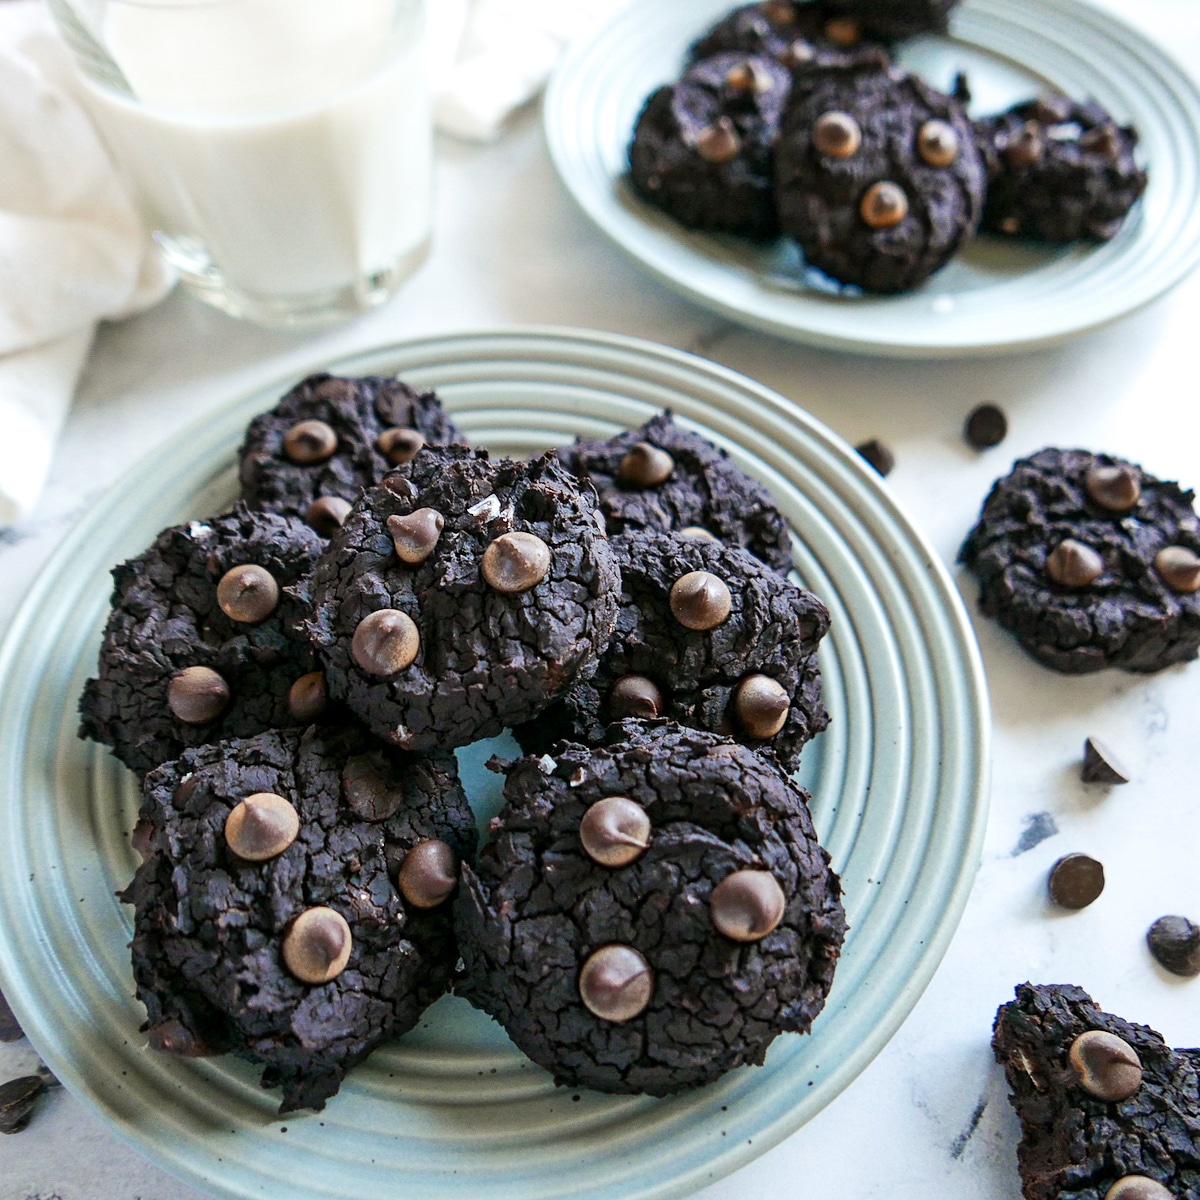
<box><xmin>48</xmin><ymin>0</ymin><xmax>433</xmax><ymax>325</ymax></box>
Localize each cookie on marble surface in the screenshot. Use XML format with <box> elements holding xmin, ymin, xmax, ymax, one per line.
<box><xmin>822</xmin><ymin>0</ymin><xmax>958</xmax><ymax>41</ymax></box>
<box><xmin>513</xmin><ymin>530</ymin><xmax>830</xmax><ymax>773</ymax></box>
<box><xmin>976</xmin><ymin>95</ymin><xmax>1148</xmax><ymax>243</ymax></box>
<box><xmin>689</xmin><ymin>1</ymin><xmax>890</xmax><ymax>73</ymax></box>
<box><xmin>558</xmin><ymin>411</ymin><xmax>793</xmax><ymax>572</ymax></box>
<box><xmin>959</xmin><ymin>448</ymin><xmax>1200</xmax><ymax>674</ymax></box>
<box><xmin>123</xmin><ymin>724</ymin><xmax>476</xmax><ymax>1113</ymax></box>
<box><xmin>79</xmin><ymin>503</ymin><xmax>325</xmax><ymax>778</ymax></box>
<box><xmin>456</xmin><ymin>722</ymin><xmax>846</xmax><ymax>1095</ymax></box>
<box><xmin>304</xmin><ymin>445</ymin><xmax>621</xmax><ymax>751</ymax></box>
<box><xmin>993</xmin><ymin>983</ymin><xmax>1200</xmax><ymax>1200</ymax></box>
<box><xmin>629</xmin><ymin>52</ymin><xmax>794</xmax><ymax>240</ymax></box>
<box><xmin>238</xmin><ymin>373</ymin><xmax>464</xmax><ymax>537</ymax></box>
<box><xmin>775</xmin><ymin>64</ymin><xmax>985</xmax><ymax>292</ymax></box>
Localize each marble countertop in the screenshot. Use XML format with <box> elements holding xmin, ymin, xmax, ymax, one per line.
<box><xmin>4</xmin><ymin>2</ymin><xmax>1200</xmax><ymax>1196</ymax></box>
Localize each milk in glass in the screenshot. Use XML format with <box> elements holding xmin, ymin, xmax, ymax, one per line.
<box><xmin>70</xmin><ymin>0</ymin><xmax>431</xmax><ymax>321</ymax></box>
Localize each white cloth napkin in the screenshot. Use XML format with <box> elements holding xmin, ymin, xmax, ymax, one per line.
<box><xmin>0</xmin><ymin>1</ymin><xmax>171</xmax><ymax>527</ymax></box>
<box><xmin>428</xmin><ymin>0</ymin><xmax>630</xmax><ymax>142</ymax></box>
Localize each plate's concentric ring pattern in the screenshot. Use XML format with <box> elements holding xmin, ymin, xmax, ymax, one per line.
<box><xmin>544</xmin><ymin>0</ymin><xmax>1200</xmax><ymax>357</ymax></box>
<box><xmin>0</xmin><ymin>330</ymin><xmax>988</xmax><ymax>1200</ymax></box>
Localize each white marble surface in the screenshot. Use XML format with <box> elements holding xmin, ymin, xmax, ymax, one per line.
<box><xmin>4</xmin><ymin>2</ymin><xmax>1200</xmax><ymax>1196</ymax></box>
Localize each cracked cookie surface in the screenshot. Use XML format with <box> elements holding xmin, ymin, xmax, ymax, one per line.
<box><xmin>80</xmin><ymin>504</ymin><xmax>324</xmax><ymax>777</ymax></box>
<box><xmin>304</xmin><ymin>445</ymin><xmax>621</xmax><ymax>751</ymax></box>
<box><xmin>558</xmin><ymin>412</ymin><xmax>793</xmax><ymax>572</ymax></box>
<box><xmin>514</xmin><ymin>531</ymin><xmax>830</xmax><ymax>772</ymax></box>
<box><xmin>238</xmin><ymin>373</ymin><xmax>463</xmax><ymax>533</ymax></box>
<box><xmin>123</xmin><ymin>724</ymin><xmax>476</xmax><ymax>1113</ymax></box>
<box><xmin>455</xmin><ymin>723</ymin><xmax>846</xmax><ymax>1095</ymax></box>
<box><xmin>959</xmin><ymin>448</ymin><xmax>1200</xmax><ymax>673</ymax></box>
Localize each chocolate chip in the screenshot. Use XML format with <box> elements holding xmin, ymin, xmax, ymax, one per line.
<box><xmin>396</xmin><ymin>839</ymin><xmax>458</xmax><ymax>909</ymax></box>
<box><xmin>608</xmin><ymin>675</ymin><xmax>664</xmax><ymax>720</ymax></box>
<box><xmin>216</xmin><ymin>563</ymin><xmax>279</xmax><ymax>624</ymax></box>
<box><xmin>1085</xmin><ymin>464</ymin><xmax>1141</xmax><ymax>513</ymax></box>
<box><xmin>813</xmin><ymin>111</ymin><xmax>861</xmax><ymax>159</ymax></box>
<box><xmin>305</xmin><ymin>495</ymin><xmax>352</xmax><ymax>537</ymax></box>
<box><xmin>351</xmin><ymin>609</ymin><xmax>419</xmax><ymax>675</ymax></box>
<box><xmin>1048</xmin><ymin>853</ymin><xmax>1105</xmax><ymax>909</ymax></box>
<box><xmin>1046</xmin><ymin>539</ymin><xmax>1104</xmax><ymax>588</ymax></box>
<box><xmin>578</xmin><ymin>945</ymin><xmax>654</xmax><ymax>1022</ymax></box>
<box><xmin>759</xmin><ymin>0</ymin><xmax>796</xmax><ymax>23</ymax></box>
<box><xmin>281</xmin><ymin>907</ymin><xmax>352</xmax><ymax>985</ymax></box>
<box><xmin>0</xmin><ymin>988</ymin><xmax>22</xmax><ymax>1043</ymax></box>
<box><xmin>283</xmin><ymin>419</ymin><xmax>337</xmax><ymax>465</ymax></box>
<box><xmin>696</xmin><ymin>117</ymin><xmax>740</xmax><ymax>164</ymax></box>
<box><xmin>481</xmin><ymin>532</ymin><xmax>551</xmax><ymax>593</ymax></box>
<box><xmin>733</xmin><ymin>674</ymin><xmax>790</xmax><ymax>739</ymax></box>
<box><xmin>679</xmin><ymin>526</ymin><xmax>719</xmax><ymax>543</ymax></box>
<box><xmin>0</xmin><ymin>1075</ymin><xmax>45</xmax><ymax>1134</ymax></box>
<box><xmin>860</xmin><ymin>182</ymin><xmax>908</xmax><ymax>229</ymax></box>
<box><xmin>342</xmin><ymin>752</ymin><xmax>403</xmax><ymax>822</ymax></box>
<box><xmin>1004</xmin><ymin>122</ymin><xmax>1044</xmax><ymax>167</ymax></box>
<box><xmin>781</xmin><ymin>38</ymin><xmax>815</xmax><ymax>67</ymax></box>
<box><xmin>725</xmin><ymin>61</ymin><xmax>771</xmax><ymax>94</ymax></box>
<box><xmin>964</xmin><ymin>404</ymin><xmax>1008</xmax><ymax>450</ymax></box>
<box><xmin>1105</xmin><ymin>1179</ymin><xmax>1174</xmax><ymax>1200</ymax></box>
<box><xmin>856</xmin><ymin>439</ymin><xmax>894</xmax><ymax>477</ymax></box>
<box><xmin>1081</xmin><ymin>737</ymin><xmax>1129</xmax><ymax>785</ymax></box>
<box><xmin>917</xmin><ymin>120</ymin><xmax>959</xmax><ymax>168</ymax></box>
<box><xmin>388</xmin><ymin>508</ymin><xmax>444</xmax><ymax>565</ymax></box>
<box><xmin>617</xmin><ymin>442</ymin><xmax>674</xmax><ymax>488</ymax></box>
<box><xmin>1155</xmin><ymin>546</ymin><xmax>1200</xmax><ymax>593</ymax></box>
<box><xmin>579</xmin><ymin>797</ymin><xmax>651</xmax><ymax>868</ymax></box>
<box><xmin>1147</xmin><ymin>915</ymin><xmax>1200</xmax><ymax>977</ymax></box>
<box><xmin>288</xmin><ymin>670</ymin><xmax>328</xmax><ymax>723</ymax></box>
<box><xmin>824</xmin><ymin>16</ymin><xmax>861</xmax><ymax>45</ymax></box>
<box><xmin>167</xmin><ymin>666</ymin><xmax>230</xmax><ymax>725</ymax></box>
<box><xmin>669</xmin><ymin>570</ymin><xmax>732</xmax><ymax>631</ymax></box>
<box><xmin>1069</xmin><ymin>1030</ymin><xmax>1143</xmax><ymax>1101</ymax></box>
<box><xmin>710</xmin><ymin>870</ymin><xmax>786</xmax><ymax>942</ymax></box>
<box><xmin>224</xmin><ymin>792</ymin><xmax>300</xmax><ymax>861</ymax></box>
<box><xmin>377</xmin><ymin>427</ymin><xmax>426</xmax><ymax>465</ymax></box>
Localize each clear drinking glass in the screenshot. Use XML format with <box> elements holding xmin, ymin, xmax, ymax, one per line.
<box><xmin>48</xmin><ymin>0</ymin><xmax>433</xmax><ymax>326</ymax></box>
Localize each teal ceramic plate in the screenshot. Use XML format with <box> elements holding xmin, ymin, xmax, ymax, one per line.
<box><xmin>0</xmin><ymin>330</ymin><xmax>988</xmax><ymax>1200</ymax></box>
<box><xmin>545</xmin><ymin>0</ymin><xmax>1200</xmax><ymax>358</ymax></box>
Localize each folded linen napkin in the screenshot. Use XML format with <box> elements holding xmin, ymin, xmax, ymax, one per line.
<box><xmin>0</xmin><ymin>1</ymin><xmax>170</xmax><ymax>527</ymax></box>
<box><xmin>429</xmin><ymin>0</ymin><xmax>630</xmax><ymax>142</ymax></box>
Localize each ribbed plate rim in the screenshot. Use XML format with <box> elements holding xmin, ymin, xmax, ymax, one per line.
<box><xmin>544</xmin><ymin>0</ymin><xmax>1200</xmax><ymax>358</ymax></box>
<box><xmin>0</xmin><ymin>326</ymin><xmax>990</xmax><ymax>1200</ymax></box>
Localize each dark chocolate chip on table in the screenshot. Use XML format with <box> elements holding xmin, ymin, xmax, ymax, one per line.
<box><xmin>964</xmin><ymin>404</ymin><xmax>1007</xmax><ymax>450</ymax></box>
<box><xmin>1048</xmin><ymin>852</ymin><xmax>1105</xmax><ymax>909</ymax></box>
<box><xmin>1081</xmin><ymin>737</ymin><xmax>1130</xmax><ymax>784</ymax></box>
<box><xmin>1147</xmin><ymin>915</ymin><xmax>1200</xmax><ymax>977</ymax></box>
<box><xmin>0</xmin><ymin>1075</ymin><xmax>45</xmax><ymax>1134</ymax></box>
<box><xmin>0</xmin><ymin>987</ymin><xmax>22</xmax><ymax>1043</ymax></box>
<box><xmin>856</xmin><ymin>439</ymin><xmax>894</xmax><ymax>477</ymax></box>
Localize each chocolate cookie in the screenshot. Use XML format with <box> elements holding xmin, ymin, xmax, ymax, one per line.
<box><xmin>822</xmin><ymin>0</ymin><xmax>958</xmax><ymax>41</ymax></box>
<box><xmin>558</xmin><ymin>412</ymin><xmax>792</xmax><ymax>572</ymax></box>
<box><xmin>993</xmin><ymin>983</ymin><xmax>1200</xmax><ymax>1200</ymax></box>
<box><xmin>689</xmin><ymin>1</ymin><xmax>890</xmax><ymax>71</ymax></box>
<box><xmin>959</xmin><ymin>449</ymin><xmax>1200</xmax><ymax>673</ymax></box>
<box><xmin>456</xmin><ymin>723</ymin><xmax>846</xmax><ymax>1095</ymax></box>
<box><xmin>304</xmin><ymin>445</ymin><xmax>621</xmax><ymax>751</ymax></box>
<box><xmin>123</xmin><ymin>724</ymin><xmax>476</xmax><ymax>1113</ymax></box>
<box><xmin>976</xmin><ymin>96</ymin><xmax>1147</xmax><ymax>243</ymax></box>
<box><xmin>775</xmin><ymin>64</ymin><xmax>985</xmax><ymax>292</ymax></box>
<box><xmin>79</xmin><ymin>504</ymin><xmax>325</xmax><ymax>777</ymax></box>
<box><xmin>629</xmin><ymin>52</ymin><xmax>794</xmax><ymax>239</ymax></box>
<box><xmin>514</xmin><ymin>531</ymin><xmax>830</xmax><ymax>772</ymax></box>
<box><xmin>238</xmin><ymin>373</ymin><xmax>463</xmax><ymax>537</ymax></box>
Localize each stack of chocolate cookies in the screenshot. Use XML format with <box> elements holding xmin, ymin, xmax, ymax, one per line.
<box><xmin>628</xmin><ymin>0</ymin><xmax>1148</xmax><ymax>293</ymax></box>
<box><xmin>81</xmin><ymin>375</ymin><xmax>845</xmax><ymax>1111</ymax></box>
